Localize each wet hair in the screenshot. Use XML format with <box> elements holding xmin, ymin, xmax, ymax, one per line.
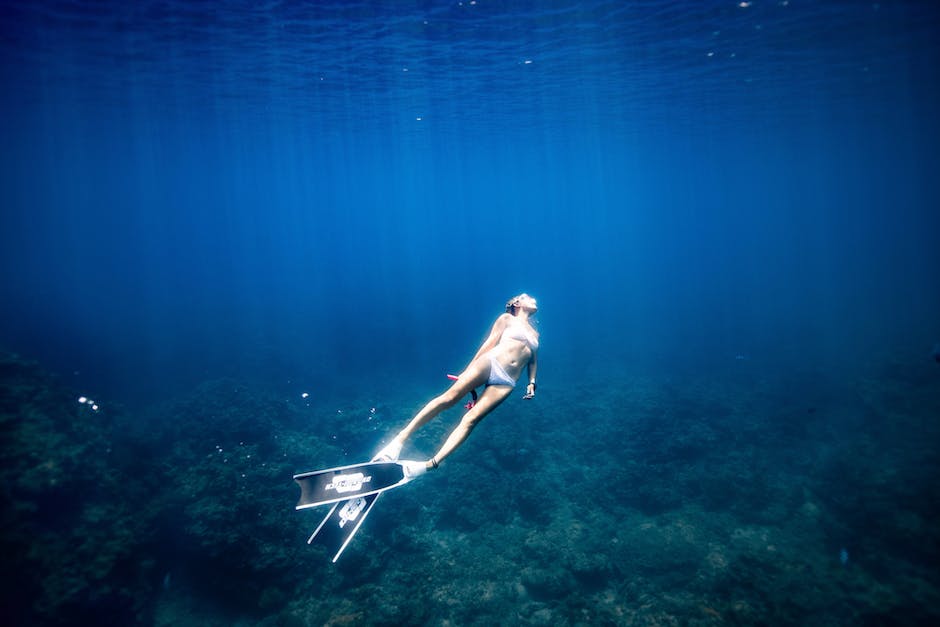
<box><xmin>505</xmin><ymin>293</ymin><xmax>530</xmax><ymax>314</ymax></box>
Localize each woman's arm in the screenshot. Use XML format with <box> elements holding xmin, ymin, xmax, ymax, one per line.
<box><xmin>523</xmin><ymin>351</ymin><xmax>538</xmax><ymax>399</ymax></box>
<box><xmin>468</xmin><ymin>313</ymin><xmax>511</xmax><ymax>363</ymax></box>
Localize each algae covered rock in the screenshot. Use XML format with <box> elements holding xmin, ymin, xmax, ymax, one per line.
<box><xmin>0</xmin><ymin>352</ymin><xmax>151</xmax><ymax>624</ymax></box>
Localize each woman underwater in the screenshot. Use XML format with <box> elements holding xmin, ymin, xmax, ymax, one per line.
<box><xmin>379</xmin><ymin>293</ymin><xmax>539</xmax><ymax>474</ymax></box>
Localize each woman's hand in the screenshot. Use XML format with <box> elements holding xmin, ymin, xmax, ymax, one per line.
<box><xmin>523</xmin><ymin>382</ymin><xmax>536</xmax><ymax>400</ymax></box>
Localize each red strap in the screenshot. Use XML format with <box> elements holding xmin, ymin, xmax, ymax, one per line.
<box><xmin>446</xmin><ymin>374</ymin><xmax>477</xmax><ymax>409</ymax></box>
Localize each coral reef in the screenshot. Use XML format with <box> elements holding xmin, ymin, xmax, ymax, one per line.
<box><xmin>0</xmin><ymin>352</ymin><xmax>151</xmax><ymax>624</ymax></box>
<box><xmin>2</xmin><ymin>349</ymin><xmax>938</xmax><ymax>625</ymax></box>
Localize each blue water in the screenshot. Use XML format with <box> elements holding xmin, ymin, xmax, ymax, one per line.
<box><xmin>3</xmin><ymin>0</ymin><xmax>937</xmax><ymax>400</ymax></box>
<box><xmin>1</xmin><ymin>2</ymin><xmax>939</xmax><ymax>624</ymax></box>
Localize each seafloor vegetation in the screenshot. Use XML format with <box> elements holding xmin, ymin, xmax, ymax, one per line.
<box><xmin>1</xmin><ymin>349</ymin><xmax>938</xmax><ymax>625</ymax></box>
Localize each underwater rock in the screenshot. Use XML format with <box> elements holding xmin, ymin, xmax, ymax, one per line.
<box><xmin>520</xmin><ymin>566</ymin><xmax>576</xmax><ymax>601</ymax></box>
<box><xmin>0</xmin><ymin>354</ymin><xmax>355</xmax><ymax>625</ymax></box>
<box><xmin>566</xmin><ymin>550</ymin><xmax>614</xmax><ymax>590</ymax></box>
<box><xmin>0</xmin><ymin>352</ymin><xmax>150</xmax><ymax>624</ymax></box>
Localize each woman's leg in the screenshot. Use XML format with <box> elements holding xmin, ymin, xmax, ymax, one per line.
<box><xmin>392</xmin><ymin>360</ymin><xmax>489</xmax><ymax>445</ymax></box>
<box><xmin>428</xmin><ymin>383</ymin><xmax>514</xmax><ymax>467</ymax></box>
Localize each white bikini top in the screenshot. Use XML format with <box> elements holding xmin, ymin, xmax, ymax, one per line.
<box><xmin>499</xmin><ymin>317</ymin><xmax>539</xmax><ymax>351</ymax></box>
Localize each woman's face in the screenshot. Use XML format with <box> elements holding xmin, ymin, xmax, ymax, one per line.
<box><xmin>517</xmin><ymin>295</ymin><xmax>538</xmax><ymax>313</ymax></box>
